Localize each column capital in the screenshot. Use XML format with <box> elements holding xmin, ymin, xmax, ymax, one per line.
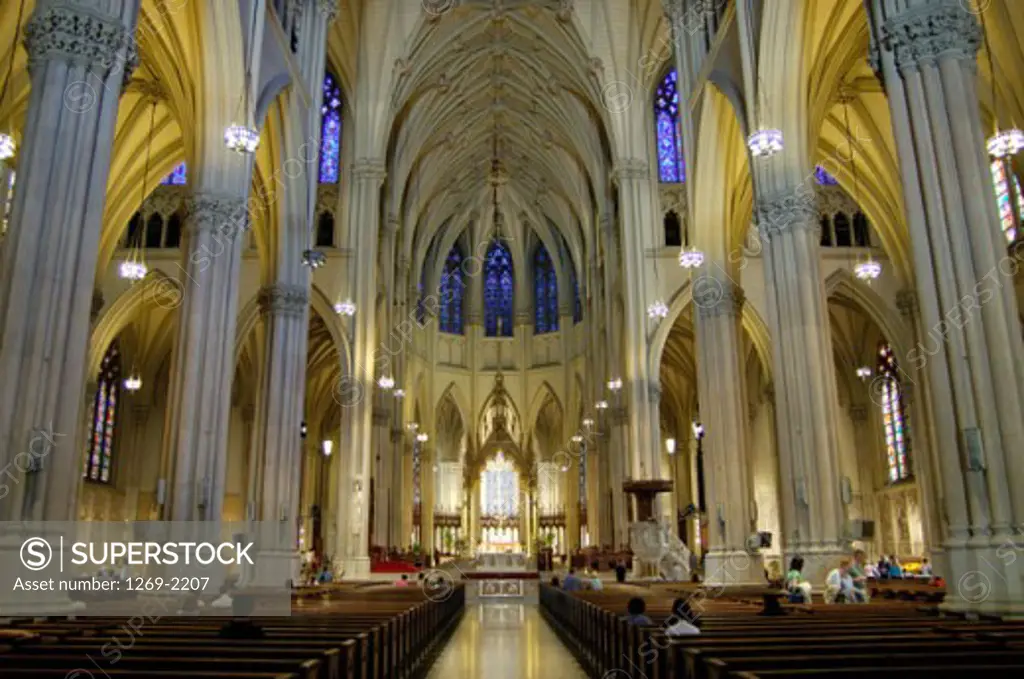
<box><xmin>880</xmin><ymin>2</ymin><xmax>981</xmax><ymax>73</ymax></box>
<box><xmin>612</xmin><ymin>158</ymin><xmax>649</xmax><ymax>182</ymax></box>
<box><xmin>660</xmin><ymin>0</ymin><xmax>684</xmax><ymax>21</ymax></box>
<box><xmin>372</xmin><ymin>408</ymin><xmax>390</xmax><ymax>426</ymax></box>
<box><xmin>610</xmin><ymin>405</ymin><xmax>628</xmax><ymax>426</ymax></box>
<box><xmin>694</xmin><ymin>276</ymin><xmax>744</xmax><ymax>318</ymax></box>
<box><xmin>391</xmin><ymin>428</ymin><xmax>404</xmax><ymax>443</ymax></box>
<box><xmin>895</xmin><ymin>289</ymin><xmax>919</xmax><ymax>319</ymax></box>
<box><xmin>755</xmin><ymin>188</ymin><xmax>819</xmax><ymax>241</ymax></box>
<box><xmin>317</xmin><ymin>0</ymin><xmax>340</xmax><ymax>19</ymax></box>
<box><xmin>186</xmin><ymin>193</ymin><xmax>248</xmax><ymax>238</ymax></box>
<box><xmin>515</xmin><ymin>310</ymin><xmax>531</xmax><ymax>326</ymax></box>
<box><xmin>258</xmin><ymin>283</ymin><xmax>308</xmax><ymax>318</ymax></box>
<box><xmin>24</xmin><ymin>3</ymin><xmax>135</xmax><ymax>79</ymax></box>
<box><xmin>849</xmin><ymin>404</ymin><xmax>869</xmax><ymax>423</ymax></box>
<box><xmin>351</xmin><ymin>158</ymin><xmax>387</xmax><ymax>184</ymax></box>
<box><xmin>647</xmin><ymin>381</ymin><xmax>661</xmax><ymax>404</ymax></box>
<box><xmin>132</xmin><ymin>404</ymin><xmax>150</xmax><ymax>425</ymax></box>
<box><xmin>385</xmin><ymin>213</ymin><xmax>400</xmax><ymax>233</ymax></box>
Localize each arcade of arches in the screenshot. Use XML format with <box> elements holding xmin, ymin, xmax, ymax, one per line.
<box><xmin>1</xmin><ymin>0</ymin><xmax>1024</xmax><ymax>618</ymax></box>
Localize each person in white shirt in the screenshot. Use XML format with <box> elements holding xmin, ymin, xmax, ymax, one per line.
<box><xmin>825</xmin><ymin>558</ymin><xmax>857</xmax><ymax>604</ymax></box>
<box><xmin>665</xmin><ymin>598</ymin><xmax>701</xmax><ymax>636</ymax></box>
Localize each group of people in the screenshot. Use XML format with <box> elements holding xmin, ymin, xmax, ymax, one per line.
<box><xmin>623</xmin><ymin>597</ymin><xmax>701</xmax><ymax>636</ymax></box>
<box><xmin>299</xmin><ymin>552</ymin><xmax>337</xmax><ymax>586</ymax></box>
<box><xmin>554</xmin><ymin>568</ymin><xmax>604</xmax><ymax>592</ymax></box>
<box><xmin>783</xmin><ymin>550</ymin><xmax>871</xmax><ymax>604</ymax></box>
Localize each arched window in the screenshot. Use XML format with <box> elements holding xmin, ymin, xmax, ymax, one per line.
<box><xmin>484</xmin><ymin>239</ymin><xmax>514</xmax><ymax>337</ymax></box>
<box><xmin>439</xmin><ymin>245</ymin><xmax>465</xmax><ymax>334</ymax></box>
<box><xmin>145</xmin><ymin>213</ymin><xmax>164</xmax><ymax>248</ymax></box>
<box><xmin>833</xmin><ymin>212</ymin><xmax>852</xmax><ymax>247</ymax></box>
<box><xmin>853</xmin><ymin>212</ymin><xmax>870</xmax><ymax>247</ymax></box>
<box><xmin>315</xmin><ymin>211</ymin><xmax>334</xmax><ymax>247</ymax></box>
<box><xmin>571</xmin><ymin>266</ymin><xmax>582</xmax><ymax>324</ymax></box>
<box><xmin>161</xmin><ymin>162</ymin><xmax>187</xmax><ymax>186</ymax></box>
<box><xmin>819</xmin><ymin>215</ymin><xmax>833</xmax><ymax>247</ymax></box>
<box><xmin>165</xmin><ymin>211</ymin><xmax>183</xmax><ymax>248</ymax></box>
<box><xmin>319</xmin><ymin>73</ymin><xmax>343</xmax><ymax>184</ymax></box>
<box><xmin>84</xmin><ymin>342</ymin><xmax>121</xmax><ymax>483</ymax></box>
<box><xmin>664</xmin><ymin>210</ymin><xmax>682</xmax><ymax>246</ymax></box>
<box><xmin>124</xmin><ymin>211</ymin><xmax>143</xmax><ymax>247</ymax></box>
<box><xmin>878</xmin><ymin>343</ymin><xmax>912</xmax><ymax>483</ymax></box>
<box><xmin>533</xmin><ymin>243</ymin><xmax>558</xmax><ymax>334</ymax></box>
<box><xmin>815</xmin><ymin>165</ymin><xmax>838</xmax><ymax>185</ymax></box>
<box><xmin>654</xmin><ymin>69</ymin><xmax>684</xmax><ymax>183</ymax></box>
<box><xmin>991</xmin><ymin>159</ymin><xmax>1024</xmax><ymax>243</ymax></box>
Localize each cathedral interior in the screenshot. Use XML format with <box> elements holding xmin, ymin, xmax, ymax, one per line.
<box><xmin>2</xmin><ymin>0</ymin><xmax>1024</xmax><ymax>620</ymax></box>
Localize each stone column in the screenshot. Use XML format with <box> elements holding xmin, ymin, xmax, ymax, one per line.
<box><xmin>336</xmin><ymin>159</ymin><xmax>385</xmax><ymax>578</ymax></box>
<box><xmin>120</xmin><ymin>404</ymin><xmax>150</xmax><ymax>521</ymax></box>
<box><xmin>611</xmin><ymin>160</ymin><xmax>660</xmax><ymax>482</ymax></box>
<box><xmin>694</xmin><ymin>277</ymin><xmax>763</xmax><ymax>584</ymax></box>
<box><xmin>389</xmin><ymin>427</ymin><xmax>404</xmax><ymax>549</ymax></box>
<box><xmin>755</xmin><ymin>189</ymin><xmax>847</xmax><ymax>580</ymax></box>
<box><xmin>868</xmin><ymin>0</ymin><xmax>1024</xmax><ymax>613</ymax></box>
<box><xmin>0</xmin><ymin>0</ymin><xmax>139</xmax><ymax>522</ymax></box>
<box><xmin>372</xmin><ymin>405</ymin><xmax>390</xmax><ymax>549</ymax></box>
<box><xmin>608</xmin><ymin>405</ymin><xmax>630</xmax><ymax>548</ymax></box>
<box><xmin>247</xmin><ymin>284</ymin><xmax>308</xmax><ymax>528</ymax></box>
<box><xmin>161</xmin><ymin>194</ymin><xmax>250</xmax><ymax>521</ymax></box>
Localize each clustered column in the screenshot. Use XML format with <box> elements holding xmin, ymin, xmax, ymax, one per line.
<box><xmin>868</xmin><ymin>0</ymin><xmax>1024</xmax><ymax>613</ymax></box>
<box><xmin>755</xmin><ymin>189</ymin><xmax>847</xmax><ymax>579</ymax></box>
<box><xmin>0</xmin><ymin>0</ymin><xmax>140</xmax><ymax>522</ymax></box>
<box><xmin>693</xmin><ymin>277</ymin><xmax>762</xmax><ymax>584</ymax></box>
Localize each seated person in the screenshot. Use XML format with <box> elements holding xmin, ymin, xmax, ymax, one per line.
<box><xmin>785</xmin><ymin>556</ymin><xmax>812</xmax><ymax>603</ymax></box>
<box><xmin>562</xmin><ymin>568</ymin><xmax>583</xmax><ymax>592</ymax></box>
<box><xmin>624</xmin><ymin>597</ymin><xmax>653</xmax><ymax>626</ymax></box>
<box><xmin>824</xmin><ymin>558</ymin><xmax>860</xmax><ymax>603</ymax></box>
<box><xmin>849</xmin><ymin>549</ymin><xmax>869</xmax><ymax>601</ymax></box>
<box><xmin>589</xmin><ymin>572</ymin><xmax>604</xmax><ymax>591</ymax></box>
<box><xmin>889</xmin><ymin>555</ymin><xmax>903</xmax><ymax>579</ymax></box>
<box><xmin>394</xmin><ymin>574</ymin><xmax>410</xmax><ymax>587</ymax></box>
<box><xmin>920</xmin><ymin>558</ymin><xmax>933</xmax><ymax>578</ymax></box>
<box><xmin>218</xmin><ymin>595</ymin><xmax>265</xmax><ymax>639</ymax></box>
<box><xmin>665</xmin><ymin>598</ymin><xmax>700</xmax><ymax>636</ymax></box>
<box><xmin>550</xmin><ymin>576</ymin><xmax>561</xmax><ymax>588</ymax></box>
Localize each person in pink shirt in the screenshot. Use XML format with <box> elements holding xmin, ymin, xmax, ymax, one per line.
<box><xmin>394</xmin><ymin>574</ymin><xmax>410</xmax><ymax>587</ymax></box>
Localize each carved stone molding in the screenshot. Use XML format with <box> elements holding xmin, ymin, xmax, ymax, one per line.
<box><xmin>755</xmin><ymin>188</ymin><xmax>820</xmax><ymax>241</ymax></box>
<box><xmin>258</xmin><ymin>283</ymin><xmax>308</xmax><ymax>318</ymax></box>
<box><xmin>24</xmin><ymin>4</ymin><xmax>135</xmax><ymax>79</ymax></box>
<box><xmin>694</xmin><ymin>277</ymin><xmax>744</xmax><ymax>319</ymax></box>
<box><xmin>881</xmin><ymin>2</ymin><xmax>981</xmax><ymax>73</ymax></box>
<box><xmin>351</xmin><ymin>159</ymin><xmax>387</xmax><ymax>183</ymax></box>
<box><xmin>895</xmin><ymin>289</ymin><xmax>919</xmax><ymax>319</ymax></box>
<box><xmin>612</xmin><ymin>158</ymin><xmax>649</xmax><ymax>182</ymax></box>
<box><xmin>186</xmin><ymin>194</ymin><xmax>249</xmax><ymax>238</ymax></box>
<box><xmin>317</xmin><ymin>0</ymin><xmax>340</xmax><ymax>19</ymax></box>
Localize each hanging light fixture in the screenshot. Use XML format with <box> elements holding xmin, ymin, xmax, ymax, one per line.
<box><xmin>394</xmin><ymin>388</ymin><xmax>405</xmax><ymax>399</ymax></box>
<box><xmin>123</xmin><ymin>373</ymin><xmax>142</xmax><ymax>392</ymax></box>
<box><xmin>334</xmin><ymin>298</ymin><xmax>356</xmax><ymax>316</ymax></box>
<box><xmin>224</xmin><ymin>0</ymin><xmax>260</xmax><ymax>153</ymax></box>
<box><xmin>582</xmin><ymin>417</ymin><xmax>595</xmax><ymax>428</ymax></box>
<box><xmin>647</xmin><ymin>300</ymin><xmax>669</xmax><ymax>319</ymax></box>
<box><xmin>120</xmin><ymin>101</ymin><xmax>159</xmax><ymax>283</ymax></box>
<box><xmin>678</xmin><ymin>246</ymin><xmax>705</xmax><ymax>269</ymax></box>
<box><xmin>570</xmin><ymin>434</ymin><xmax>584</xmax><ymax>444</ymax></box>
<box><xmin>607</xmin><ymin>377</ymin><xmax>623</xmax><ymax>392</ymax></box>
<box><xmin>855</xmin><ymin>366</ymin><xmax>872</xmax><ymax>380</ymax></box>
<box><xmin>842</xmin><ymin>93</ymin><xmax>882</xmax><ymax>281</ymax></box>
<box><xmin>0</xmin><ymin>0</ymin><xmax>25</xmax><ymax>161</ymax></box>
<box><xmin>747</xmin><ymin>129</ymin><xmax>784</xmax><ymax>158</ymax></box>
<box><xmin>378</xmin><ymin>375</ymin><xmax>395</xmax><ymax>390</ymax></box>
<box><xmin>854</xmin><ymin>257</ymin><xmax>882</xmax><ymax>281</ymax></box>
<box><xmin>416</xmin><ymin>432</ymin><xmax>429</xmax><ymax>443</ymax></box>
<box><xmin>302</xmin><ymin>249</ymin><xmax>326</xmax><ymax>269</ymax></box>
<box><xmin>595</xmin><ymin>400</ymin><xmax>609</xmax><ymax>410</ymax></box>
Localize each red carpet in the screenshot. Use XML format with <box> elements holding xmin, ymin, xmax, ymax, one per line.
<box><xmin>370</xmin><ymin>561</ymin><xmax>420</xmax><ymax>574</ymax></box>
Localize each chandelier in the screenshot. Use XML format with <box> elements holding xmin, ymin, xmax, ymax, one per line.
<box><xmin>855</xmin><ymin>366</ymin><xmax>872</xmax><ymax>380</ymax></box>
<box><xmin>595</xmin><ymin>400</ymin><xmax>609</xmax><ymax>410</ymax></box>
<box><xmin>747</xmin><ymin>129</ymin><xmax>784</xmax><ymax>158</ymax></box>
<box><xmin>678</xmin><ymin>246</ymin><xmax>705</xmax><ymax>269</ymax></box>
<box><xmin>224</xmin><ymin>124</ymin><xmax>260</xmax><ymax>154</ymax></box>
<box><xmin>647</xmin><ymin>299</ymin><xmax>669</xmax><ymax>319</ymax></box>
<box><xmin>607</xmin><ymin>377</ymin><xmax>623</xmax><ymax>391</ymax></box>
<box><xmin>378</xmin><ymin>375</ymin><xmax>395</xmax><ymax>390</ymax></box>
<box><xmin>0</xmin><ymin>133</ymin><xmax>13</xmax><ymax>160</ymax></box>
<box><xmin>394</xmin><ymin>388</ymin><xmax>405</xmax><ymax>399</ymax></box>
<box><xmin>123</xmin><ymin>374</ymin><xmax>143</xmax><ymax>392</ymax></box>
<box><xmin>854</xmin><ymin>257</ymin><xmax>882</xmax><ymax>281</ymax></box>
<box><xmin>987</xmin><ymin>129</ymin><xmax>1024</xmax><ymax>158</ymax></box>
<box><xmin>118</xmin><ymin>260</ymin><xmax>148</xmax><ymax>281</ymax></box>
<box><xmin>302</xmin><ymin>249</ymin><xmax>326</xmax><ymax>269</ymax></box>
<box><xmin>333</xmin><ymin>298</ymin><xmax>356</xmax><ymax>316</ymax></box>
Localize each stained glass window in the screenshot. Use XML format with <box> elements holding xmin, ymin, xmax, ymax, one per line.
<box><xmin>439</xmin><ymin>245</ymin><xmax>465</xmax><ymax>334</ymax></box>
<box><xmin>484</xmin><ymin>239</ymin><xmax>514</xmax><ymax>337</ymax></box>
<box><xmin>319</xmin><ymin>73</ymin><xmax>343</xmax><ymax>184</ymax></box>
<box><xmin>413</xmin><ymin>439</ymin><xmax>422</xmax><ymax>508</ymax></box>
<box><xmin>161</xmin><ymin>162</ymin><xmax>187</xmax><ymax>185</ymax></box>
<box><xmin>1</xmin><ymin>169</ymin><xmax>14</xmax><ymax>234</ymax></box>
<box><xmin>654</xmin><ymin>69</ymin><xmax>684</xmax><ymax>183</ymax></box>
<box><xmin>578</xmin><ymin>441</ymin><xmax>587</xmax><ymax>509</ymax></box>
<box><xmin>990</xmin><ymin>159</ymin><xmax>1024</xmax><ymax>243</ymax></box>
<box><xmin>481</xmin><ymin>452</ymin><xmax>519</xmax><ymax>517</ymax></box>
<box><xmin>84</xmin><ymin>342</ymin><xmax>121</xmax><ymax>483</ymax></box>
<box><xmin>534</xmin><ymin>244</ymin><xmax>558</xmax><ymax>334</ymax></box>
<box><xmin>878</xmin><ymin>342</ymin><xmax>911</xmax><ymax>483</ymax></box>
<box><xmin>571</xmin><ymin>266</ymin><xmax>582</xmax><ymax>324</ymax></box>
<box><xmin>815</xmin><ymin>165</ymin><xmax>838</xmax><ymax>186</ymax></box>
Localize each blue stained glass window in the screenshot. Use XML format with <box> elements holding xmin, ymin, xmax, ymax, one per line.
<box><xmin>534</xmin><ymin>244</ymin><xmax>558</xmax><ymax>334</ymax></box>
<box><xmin>84</xmin><ymin>342</ymin><xmax>120</xmax><ymax>483</ymax></box>
<box><xmin>878</xmin><ymin>342</ymin><xmax>912</xmax><ymax>483</ymax></box>
<box><xmin>484</xmin><ymin>239</ymin><xmax>514</xmax><ymax>337</ymax></box>
<box><xmin>654</xmin><ymin>69</ymin><xmax>684</xmax><ymax>183</ymax></box>
<box><xmin>161</xmin><ymin>162</ymin><xmax>187</xmax><ymax>185</ymax></box>
<box><xmin>319</xmin><ymin>73</ymin><xmax>343</xmax><ymax>184</ymax></box>
<box><xmin>815</xmin><ymin>165</ymin><xmax>839</xmax><ymax>186</ymax></box>
<box><xmin>440</xmin><ymin>245</ymin><xmax>465</xmax><ymax>334</ymax></box>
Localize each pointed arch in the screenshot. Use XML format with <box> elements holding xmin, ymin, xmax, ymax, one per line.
<box><xmin>84</xmin><ymin>341</ymin><xmax>122</xmax><ymax>484</ymax></box>
<box><xmin>484</xmin><ymin>238</ymin><xmax>514</xmax><ymax>337</ymax></box>
<box><xmin>825</xmin><ymin>268</ymin><xmax>909</xmax><ymax>364</ymax></box>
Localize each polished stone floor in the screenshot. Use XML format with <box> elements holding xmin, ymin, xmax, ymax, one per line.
<box><xmin>426</xmin><ymin>603</ymin><xmax>589</xmax><ymax>678</ymax></box>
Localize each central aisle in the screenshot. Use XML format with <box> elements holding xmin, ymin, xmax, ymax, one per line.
<box><xmin>426</xmin><ymin>602</ymin><xmax>589</xmax><ymax>679</ymax></box>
